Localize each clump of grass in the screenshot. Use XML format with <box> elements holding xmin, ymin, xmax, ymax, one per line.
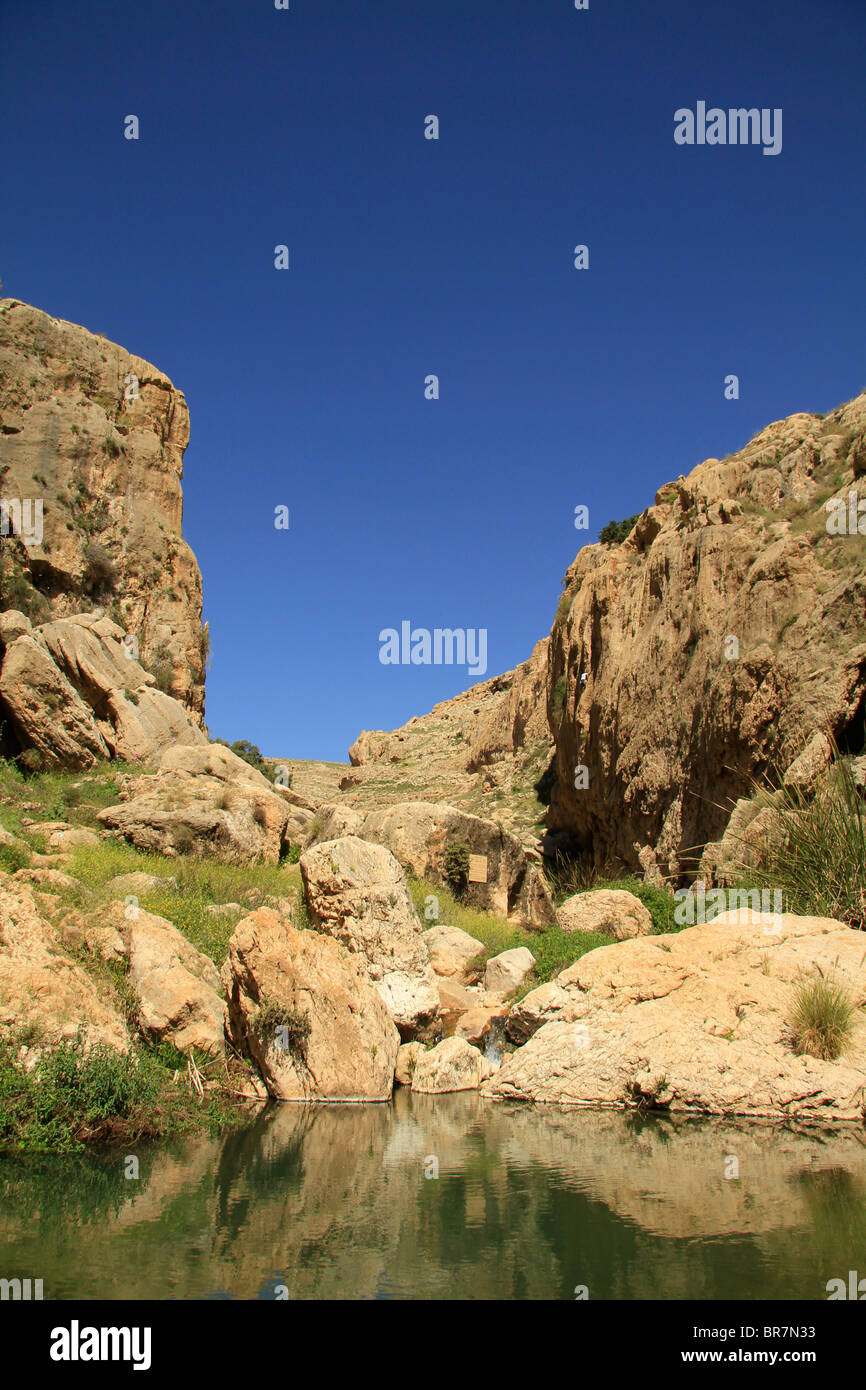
<box><xmin>788</xmin><ymin>970</ymin><xmax>858</xmax><ymax>1061</ymax></box>
<box><xmin>727</xmin><ymin>746</ymin><xmax>866</xmax><ymax>929</ymax></box>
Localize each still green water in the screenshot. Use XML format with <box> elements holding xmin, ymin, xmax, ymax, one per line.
<box><xmin>2</xmin><ymin>1090</ymin><xmax>864</xmax><ymax>1300</ymax></box>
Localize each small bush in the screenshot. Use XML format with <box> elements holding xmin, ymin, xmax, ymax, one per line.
<box><xmin>788</xmin><ymin>972</ymin><xmax>857</xmax><ymax>1061</ymax></box>
<box><xmin>83</xmin><ymin>542</ymin><xmax>118</xmax><ymax>591</ymax></box>
<box><xmin>442</xmin><ymin>841</ymin><xmax>470</xmax><ymax>898</ymax></box>
<box><xmin>598</xmin><ymin>514</ymin><xmax>641</xmax><ymax>545</ymax></box>
<box><xmin>215</xmin><ymin>739</ymin><xmax>268</xmax><ymax>775</ymax></box>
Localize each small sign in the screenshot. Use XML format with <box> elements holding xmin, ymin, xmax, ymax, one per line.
<box><xmin>468</xmin><ymin>854</ymin><xmax>488</xmax><ymax>884</ymax></box>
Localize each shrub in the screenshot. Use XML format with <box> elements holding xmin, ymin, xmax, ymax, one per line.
<box><xmin>598</xmin><ymin>514</ymin><xmax>641</xmax><ymax>545</ymax></box>
<box><xmin>256</xmin><ymin>1002</ymin><xmax>310</xmax><ymax>1060</ymax></box>
<box><xmin>788</xmin><ymin>971</ymin><xmax>857</xmax><ymax>1061</ymax></box>
<box><xmin>83</xmin><ymin>542</ymin><xmax>118</xmax><ymax>591</ymax></box>
<box><xmin>146</xmin><ymin>643</ymin><xmax>174</xmax><ymax>695</ymax></box>
<box><xmin>442</xmin><ymin>841</ymin><xmax>470</xmax><ymax>898</ymax></box>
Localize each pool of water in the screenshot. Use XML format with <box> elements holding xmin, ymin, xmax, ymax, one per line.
<box><xmin>2</xmin><ymin>1091</ymin><xmax>865</xmax><ymax>1300</ymax></box>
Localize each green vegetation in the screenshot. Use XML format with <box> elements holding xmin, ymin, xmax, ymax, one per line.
<box><xmin>788</xmin><ymin>972</ymin><xmax>857</xmax><ymax>1062</ymax></box>
<box><xmin>410</xmin><ymin>878</ymin><xmax>610</xmax><ymax>995</ymax></box>
<box><xmin>728</xmin><ymin>750</ymin><xmax>866</xmax><ymax>929</ymax></box>
<box><xmin>255</xmin><ymin>1001</ymin><xmax>310</xmax><ymax>1060</ymax></box>
<box><xmin>83</xmin><ymin>541</ymin><xmax>118</xmax><ymax>591</ymax></box>
<box><xmin>442</xmin><ymin>841</ymin><xmax>470</xmax><ymax>897</ymax></box>
<box><xmin>146</xmin><ymin>641</ymin><xmax>174</xmax><ymax>694</ymax></box>
<box><xmin>598</xmin><ymin>513</ymin><xmax>641</xmax><ymax>545</ymax></box>
<box><xmin>0</xmin><ymin>1033</ymin><xmax>247</xmax><ymax>1152</ymax></box>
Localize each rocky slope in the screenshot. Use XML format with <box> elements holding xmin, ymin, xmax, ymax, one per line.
<box><xmin>0</xmin><ymin>297</ymin><xmax>206</xmax><ymax>721</ymax></box>
<box><xmin>346</xmin><ymin>392</ymin><xmax>866</xmax><ymax>880</ymax></box>
<box><xmin>341</xmin><ymin>637</ymin><xmax>552</xmax><ymax>844</ymax></box>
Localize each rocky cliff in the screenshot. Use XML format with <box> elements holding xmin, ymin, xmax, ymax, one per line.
<box><xmin>547</xmin><ymin>391</ymin><xmax>866</xmax><ymax>880</ymax></box>
<box><xmin>0</xmin><ymin>297</ymin><xmax>206</xmax><ymax>722</ymax></box>
<box><xmin>349</xmin><ymin>392</ymin><xmax>866</xmax><ymax>880</ymax></box>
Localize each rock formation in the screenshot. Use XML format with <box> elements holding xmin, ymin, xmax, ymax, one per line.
<box><xmin>485</xmin><ymin>909</ymin><xmax>866</xmax><ymax>1120</ymax></box>
<box><xmin>0</xmin><ymin>610</ymin><xmax>206</xmax><ymax>767</ymax></box>
<box><xmin>0</xmin><ymin>297</ymin><xmax>206</xmax><ymax>722</ymax></box>
<box><xmin>307</xmin><ymin>800</ymin><xmax>555</xmax><ymax>925</ymax></box>
<box><xmin>344</xmin><ymin>391</ymin><xmax>866</xmax><ymax>880</ymax></box>
<box><xmin>300</xmin><ymin>835</ymin><xmax>440</xmax><ymax>1035</ymax></box>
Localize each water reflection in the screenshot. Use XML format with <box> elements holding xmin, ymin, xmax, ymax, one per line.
<box><xmin>1</xmin><ymin>1094</ymin><xmax>864</xmax><ymax>1300</ymax></box>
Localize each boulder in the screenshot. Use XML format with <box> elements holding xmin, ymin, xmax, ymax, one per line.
<box><xmin>395</xmin><ymin>1041</ymin><xmax>425</xmax><ymax>1086</ymax></box>
<box><xmin>98</xmin><ymin>742</ymin><xmax>305</xmax><ymax>864</ymax></box>
<box><xmin>221</xmin><ymin>907</ymin><xmax>400</xmax><ymax>1100</ymax></box>
<box><xmin>411</xmin><ymin>1036</ymin><xmax>488</xmax><ymax>1094</ymax></box>
<box><xmin>106</xmin><ymin>871</ymin><xmax>179</xmax><ymax>897</ymax></box>
<box><xmin>422</xmin><ymin>923</ymin><xmax>484</xmax><ymax>979</ymax></box>
<box><xmin>300</xmin><ymin>836</ymin><xmax>439</xmax><ymax>1036</ymax></box>
<box><xmin>556</xmin><ymin>889</ymin><xmax>653</xmax><ymax>940</ymax></box>
<box><xmin>506</xmin><ymin>981</ymin><xmax>574</xmax><ymax>1044</ymax></box>
<box><xmin>0</xmin><ymin>879</ymin><xmax>128</xmax><ymax>1052</ymax></box>
<box><xmin>484</xmin><ymin>947</ymin><xmax>536</xmax><ymax>996</ymax></box>
<box><xmin>454</xmin><ymin>1005</ymin><xmax>507</xmax><ymax>1047</ymax></box>
<box><xmin>106</xmin><ymin>902</ymin><xmax>226</xmax><ymax>1057</ymax></box>
<box><xmin>309</xmin><ymin>800</ymin><xmax>555</xmax><ymax>926</ymax></box>
<box><xmin>0</xmin><ymin>614</ymin><xmax>208</xmax><ymax>769</ymax></box>
<box><xmin>484</xmin><ymin>911</ymin><xmax>866</xmax><ymax>1119</ymax></box>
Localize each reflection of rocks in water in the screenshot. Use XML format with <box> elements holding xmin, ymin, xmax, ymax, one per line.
<box><xmin>1</xmin><ymin>1101</ymin><xmax>865</xmax><ymax>1300</ymax></box>
<box><xmin>484</xmin><ymin>1105</ymin><xmax>866</xmax><ymax>1240</ymax></box>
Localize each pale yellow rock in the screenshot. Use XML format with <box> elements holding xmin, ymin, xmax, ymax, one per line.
<box><xmin>0</xmin><ymin>880</ymin><xmax>128</xmax><ymax>1052</ymax></box>
<box><xmin>107</xmin><ymin>902</ymin><xmax>226</xmax><ymax>1057</ymax></box>
<box><xmin>556</xmin><ymin>889</ymin><xmax>653</xmax><ymax>940</ymax></box>
<box><xmin>484</xmin><ymin>911</ymin><xmax>866</xmax><ymax>1119</ymax></box>
<box><xmin>422</xmin><ymin>923</ymin><xmax>484</xmax><ymax>978</ymax></box>
<box><xmin>411</xmin><ymin>1035</ymin><xmax>487</xmax><ymax>1094</ymax></box>
<box><xmin>222</xmin><ymin>907</ymin><xmax>400</xmax><ymax>1100</ymax></box>
<box><xmin>395</xmin><ymin>1041</ymin><xmax>425</xmax><ymax>1086</ymax></box>
<box><xmin>300</xmin><ymin>836</ymin><xmax>439</xmax><ymax>1036</ymax></box>
<box><xmin>484</xmin><ymin>946</ymin><xmax>535</xmax><ymax>996</ymax></box>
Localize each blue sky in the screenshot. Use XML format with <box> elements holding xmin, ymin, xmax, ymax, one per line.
<box><xmin>2</xmin><ymin>0</ymin><xmax>865</xmax><ymax>760</ymax></box>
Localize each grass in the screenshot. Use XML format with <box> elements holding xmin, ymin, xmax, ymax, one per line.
<box><xmin>0</xmin><ymin>1032</ymin><xmax>249</xmax><ymax>1152</ymax></box>
<box><xmin>788</xmin><ymin>971</ymin><xmax>858</xmax><ymax>1062</ymax></box>
<box><xmin>726</xmin><ymin>748</ymin><xmax>866</xmax><ymax>929</ymax></box>
<box><xmin>410</xmin><ymin>876</ymin><xmax>613</xmax><ymax>997</ymax></box>
<box><xmin>64</xmin><ymin>839</ymin><xmax>305</xmax><ymax>965</ymax></box>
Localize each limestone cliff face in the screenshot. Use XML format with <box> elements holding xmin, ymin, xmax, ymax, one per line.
<box><xmin>0</xmin><ymin>298</ymin><xmax>205</xmax><ymax>722</ymax></box>
<box><xmin>546</xmin><ymin>392</ymin><xmax>866</xmax><ymax>879</ymax></box>
<box><xmin>348</xmin><ymin>392</ymin><xmax>866</xmax><ymax>878</ymax></box>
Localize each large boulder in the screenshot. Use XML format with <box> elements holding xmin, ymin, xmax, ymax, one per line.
<box><xmin>556</xmin><ymin>889</ymin><xmax>653</xmax><ymax>940</ymax></box>
<box><xmin>300</xmin><ymin>836</ymin><xmax>439</xmax><ymax>1036</ymax></box>
<box><xmin>411</xmin><ymin>1036</ymin><xmax>491</xmax><ymax>1094</ymax></box>
<box><xmin>98</xmin><ymin>742</ymin><xmax>312</xmax><ymax>863</ymax></box>
<box><xmin>484</xmin><ymin>911</ymin><xmax>866</xmax><ymax>1120</ymax></box>
<box><xmin>309</xmin><ymin>801</ymin><xmax>555</xmax><ymax>926</ymax></box>
<box><xmin>422</xmin><ymin>923</ymin><xmax>485</xmax><ymax>979</ymax></box>
<box><xmin>105</xmin><ymin>902</ymin><xmax>226</xmax><ymax>1057</ymax></box>
<box><xmin>0</xmin><ymin>879</ymin><xmax>129</xmax><ymax>1052</ymax></box>
<box><xmin>221</xmin><ymin>907</ymin><xmax>400</xmax><ymax>1100</ymax></box>
<box><xmin>0</xmin><ymin>613</ymin><xmax>207</xmax><ymax>768</ymax></box>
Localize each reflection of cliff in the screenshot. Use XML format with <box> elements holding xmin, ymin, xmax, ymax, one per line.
<box><xmin>2</xmin><ymin>1100</ymin><xmax>865</xmax><ymax>1300</ymax></box>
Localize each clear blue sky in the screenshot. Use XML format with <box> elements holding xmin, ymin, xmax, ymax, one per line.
<box><xmin>2</xmin><ymin>0</ymin><xmax>865</xmax><ymax>760</ymax></box>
